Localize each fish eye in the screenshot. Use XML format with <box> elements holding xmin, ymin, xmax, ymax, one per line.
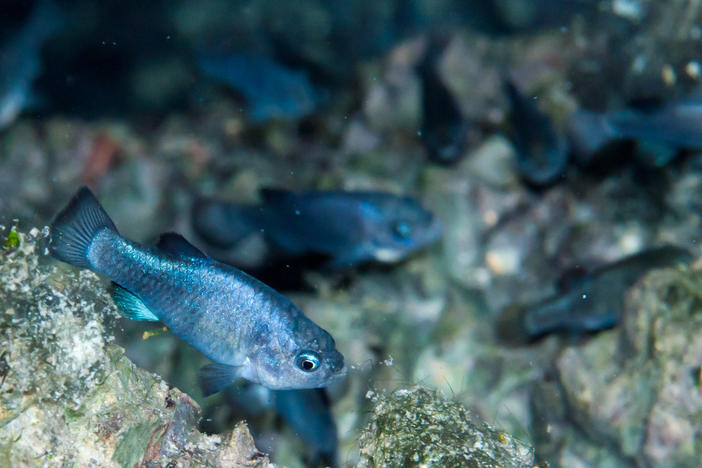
<box><xmin>295</xmin><ymin>351</ymin><xmax>320</xmax><ymax>372</ymax></box>
<box><xmin>392</xmin><ymin>221</ymin><xmax>412</xmax><ymax>239</ymax></box>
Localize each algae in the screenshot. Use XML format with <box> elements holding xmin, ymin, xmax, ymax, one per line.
<box><xmin>358</xmin><ymin>387</ymin><xmax>534</xmax><ymax>468</ymax></box>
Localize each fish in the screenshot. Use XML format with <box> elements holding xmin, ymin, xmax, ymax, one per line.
<box><xmin>503</xmin><ymin>80</ymin><xmax>570</xmax><ymax>186</ymax></box>
<box><xmin>192</xmin><ymin>188</ymin><xmax>443</xmax><ymax>269</ymax></box>
<box><xmin>198</xmin><ymin>52</ymin><xmax>317</xmax><ymax>122</ymax></box>
<box><xmin>0</xmin><ymin>0</ymin><xmax>64</xmax><ymax>130</ymax></box>
<box><xmin>49</xmin><ymin>187</ymin><xmax>345</xmax><ymax>392</ymax></box>
<box><xmin>496</xmin><ymin>245</ymin><xmax>692</xmax><ymax>343</ymax></box>
<box><xmin>227</xmin><ymin>385</ymin><xmax>338</xmax><ymax>467</ymax></box>
<box><xmin>417</xmin><ymin>37</ymin><xmax>473</xmax><ymax>165</ymax></box>
<box><xmin>568</xmin><ymin>99</ymin><xmax>702</xmax><ymax>168</ymax></box>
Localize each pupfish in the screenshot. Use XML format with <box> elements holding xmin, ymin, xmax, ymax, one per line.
<box><xmin>0</xmin><ymin>0</ymin><xmax>64</xmax><ymax>130</ymax></box>
<box><xmin>503</xmin><ymin>80</ymin><xmax>570</xmax><ymax>186</ymax></box>
<box><xmin>568</xmin><ymin>99</ymin><xmax>702</xmax><ymax>167</ymax></box>
<box><xmin>192</xmin><ymin>188</ymin><xmax>442</xmax><ymax>269</ymax></box>
<box><xmin>49</xmin><ymin>187</ymin><xmax>345</xmax><ymax>393</ymax></box>
<box><xmin>496</xmin><ymin>245</ymin><xmax>691</xmax><ymax>343</ymax></box>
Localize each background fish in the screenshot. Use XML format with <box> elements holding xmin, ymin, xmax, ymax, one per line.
<box><xmin>568</xmin><ymin>99</ymin><xmax>702</xmax><ymax>168</ymax></box>
<box><xmin>198</xmin><ymin>53</ymin><xmax>317</xmax><ymax>122</ymax></box>
<box><xmin>225</xmin><ymin>385</ymin><xmax>339</xmax><ymax>467</ymax></box>
<box><xmin>0</xmin><ymin>0</ymin><xmax>64</xmax><ymax>130</ymax></box>
<box><xmin>49</xmin><ymin>187</ymin><xmax>345</xmax><ymax>392</ymax></box>
<box><xmin>503</xmin><ymin>80</ymin><xmax>570</xmax><ymax>186</ymax></box>
<box><xmin>496</xmin><ymin>245</ymin><xmax>692</xmax><ymax>343</ymax></box>
<box><xmin>192</xmin><ymin>188</ymin><xmax>442</xmax><ymax>269</ymax></box>
<box><xmin>417</xmin><ymin>37</ymin><xmax>473</xmax><ymax>165</ymax></box>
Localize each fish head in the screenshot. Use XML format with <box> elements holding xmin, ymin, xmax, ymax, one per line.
<box><xmin>361</xmin><ymin>195</ymin><xmax>442</xmax><ymax>262</ymax></box>
<box><xmin>249</xmin><ymin>311</ymin><xmax>346</xmax><ymax>390</ymax></box>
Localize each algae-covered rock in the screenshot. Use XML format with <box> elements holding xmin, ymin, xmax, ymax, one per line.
<box><xmin>358</xmin><ymin>387</ymin><xmax>534</xmax><ymax>468</ymax></box>
<box><xmin>532</xmin><ymin>266</ymin><xmax>702</xmax><ymax>466</ymax></box>
<box><xmin>0</xmin><ymin>227</ymin><xmax>273</xmax><ymax>468</ymax></box>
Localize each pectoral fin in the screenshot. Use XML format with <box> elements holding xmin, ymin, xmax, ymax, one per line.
<box><xmin>198</xmin><ymin>363</ymin><xmax>242</xmax><ymax>397</ymax></box>
<box><xmin>111</xmin><ymin>284</ymin><xmax>160</xmax><ymax>322</ymax></box>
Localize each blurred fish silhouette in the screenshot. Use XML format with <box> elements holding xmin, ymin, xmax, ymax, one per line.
<box><xmin>503</xmin><ymin>80</ymin><xmax>570</xmax><ymax>186</ymax></box>
<box><xmin>496</xmin><ymin>245</ymin><xmax>691</xmax><ymax>343</ymax></box>
<box><xmin>198</xmin><ymin>52</ymin><xmax>317</xmax><ymax>122</ymax></box>
<box><xmin>568</xmin><ymin>99</ymin><xmax>702</xmax><ymax>168</ymax></box>
<box><xmin>227</xmin><ymin>385</ymin><xmax>338</xmax><ymax>467</ymax></box>
<box><xmin>417</xmin><ymin>37</ymin><xmax>473</xmax><ymax>165</ymax></box>
<box><xmin>192</xmin><ymin>189</ymin><xmax>442</xmax><ymax>269</ymax></box>
<box><xmin>0</xmin><ymin>0</ymin><xmax>64</xmax><ymax>130</ymax></box>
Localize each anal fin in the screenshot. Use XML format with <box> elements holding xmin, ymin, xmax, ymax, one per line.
<box><xmin>111</xmin><ymin>284</ymin><xmax>160</xmax><ymax>322</ymax></box>
<box><xmin>198</xmin><ymin>363</ymin><xmax>242</xmax><ymax>397</ymax></box>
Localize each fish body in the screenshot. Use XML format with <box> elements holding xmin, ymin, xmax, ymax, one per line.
<box><xmin>198</xmin><ymin>53</ymin><xmax>316</xmax><ymax>122</ymax></box>
<box><xmin>0</xmin><ymin>0</ymin><xmax>63</xmax><ymax>129</ymax></box>
<box><xmin>497</xmin><ymin>246</ymin><xmax>691</xmax><ymax>342</ymax></box>
<box><xmin>193</xmin><ymin>189</ymin><xmax>442</xmax><ymax>268</ymax></box>
<box><xmin>504</xmin><ymin>80</ymin><xmax>569</xmax><ymax>186</ymax></box>
<box><xmin>227</xmin><ymin>385</ymin><xmax>338</xmax><ymax>466</ymax></box>
<box><xmin>417</xmin><ymin>38</ymin><xmax>471</xmax><ymax>165</ymax></box>
<box><xmin>49</xmin><ymin>187</ymin><xmax>345</xmax><ymax>392</ymax></box>
<box><xmin>568</xmin><ymin>99</ymin><xmax>702</xmax><ymax>167</ymax></box>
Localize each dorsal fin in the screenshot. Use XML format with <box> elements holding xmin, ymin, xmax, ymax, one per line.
<box><xmin>156</xmin><ymin>232</ymin><xmax>208</xmax><ymax>259</ymax></box>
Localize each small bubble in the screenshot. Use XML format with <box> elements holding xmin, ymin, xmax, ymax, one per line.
<box><xmin>581</xmin><ymin>294</ymin><xmax>588</xmax><ymax>300</ymax></box>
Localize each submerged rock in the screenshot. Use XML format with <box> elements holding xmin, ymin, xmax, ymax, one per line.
<box><xmin>0</xmin><ymin>228</ymin><xmax>272</xmax><ymax>468</ymax></box>
<box><xmin>532</xmin><ymin>266</ymin><xmax>702</xmax><ymax>466</ymax></box>
<box><xmin>358</xmin><ymin>387</ymin><xmax>534</xmax><ymax>467</ymax></box>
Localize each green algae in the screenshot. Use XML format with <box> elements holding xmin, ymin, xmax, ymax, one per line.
<box><xmin>359</xmin><ymin>387</ymin><xmax>534</xmax><ymax>468</ymax></box>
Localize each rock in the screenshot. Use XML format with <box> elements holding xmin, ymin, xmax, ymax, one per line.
<box><xmin>534</xmin><ymin>266</ymin><xmax>702</xmax><ymax>466</ymax></box>
<box><xmin>358</xmin><ymin>387</ymin><xmax>534</xmax><ymax>467</ymax></box>
<box><xmin>0</xmin><ymin>228</ymin><xmax>273</xmax><ymax>468</ymax></box>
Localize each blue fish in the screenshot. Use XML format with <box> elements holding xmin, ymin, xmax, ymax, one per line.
<box><xmin>504</xmin><ymin>80</ymin><xmax>570</xmax><ymax>186</ymax></box>
<box><xmin>49</xmin><ymin>187</ymin><xmax>345</xmax><ymax>392</ymax></box>
<box><xmin>192</xmin><ymin>189</ymin><xmax>442</xmax><ymax>269</ymax></box>
<box><xmin>228</xmin><ymin>385</ymin><xmax>338</xmax><ymax>467</ymax></box>
<box><xmin>417</xmin><ymin>37</ymin><xmax>473</xmax><ymax>166</ymax></box>
<box><xmin>0</xmin><ymin>0</ymin><xmax>64</xmax><ymax>129</ymax></box>
<box><xmin>198</xmin><ymin>53</ymin><xmax>316</xmax><ymax>122</ymax></box>
<box><xmin>568</xmin><ymin>99</ymin><xmax>702</xmax><ymax>167</ymax></box>
<box><xmin>496</xmin><ymin>246</ymin><xmax>691</xmax><ymax>343</ymax></box>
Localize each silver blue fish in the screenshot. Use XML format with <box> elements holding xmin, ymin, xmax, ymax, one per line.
<box><xmin>198</xmin><ymin>53</ymin><xmax>316</xmax><ymax>122</ymax></box>
<box><xmin>49</xmin><ymin>187</ymin><xmax>345</xmax><ymax>393</ymax></box>
<box><xmin>192</xmin><ymin>188</ymin><xmax>442</xmax><ymax>269</ymax></box>
<box><xmin>0</xmin><ymin>0</ymin><xmax>64</xmax><ymax>130</ymax></box>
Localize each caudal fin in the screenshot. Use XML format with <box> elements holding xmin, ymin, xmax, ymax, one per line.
<box><xmin>191</xmin><ymin>198</ymin><xmax>258</xmax><ymax>248</ymax></box>
<box><xmin>49</xmin><ymin>186</ymin><xmax>117</xmax><ymax>268</ymax></box>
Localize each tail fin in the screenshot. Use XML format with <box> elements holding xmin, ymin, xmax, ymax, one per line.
<box><xmin>49</xmin><ymin>186</ymin><xmax>117</xmax><ymax>268</ymax></box>
<box><xmin>191</xmin><ymin>198</ymin><xmax>258</xmax><ymax>248</ymax></box>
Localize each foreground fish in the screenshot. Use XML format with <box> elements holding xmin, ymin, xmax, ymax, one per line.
<box><xmin>496</xmin><ymin>246</ymin><xmax>691</xmax><ymax>343</ymax></box>
<box><xmin>503</xmin><ymin>80</ymin><xmax>570</xmax><ymax>186</ymax></box>
<box><xmin>49</xmin><ymin>187</ymin><xmax>345</xmax><ymax>392</ymax></box>
<box><xmin>568</xmin><ymin>99</ymin><xmax>702</xmax><ymax>167</ymax></box>
<box><xmin>198</xmin><ymin>53</ymin><xmax>316</xmax><ymax>122</ymax></box>
<box><xmin>0</xmin><ymin>0</ymin><xmax>63</xmax><ymax>130</ymax></box>
<box><xmin>192</xmin><ymin>189</ymin><xmax>442</xmax><ymax>269</ymax></box>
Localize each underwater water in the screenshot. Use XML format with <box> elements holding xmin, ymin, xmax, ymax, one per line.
<box><xmin>3</xmin><ymin>1</ymin><xmax>702</xmax><ymax>467</ymax></box>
